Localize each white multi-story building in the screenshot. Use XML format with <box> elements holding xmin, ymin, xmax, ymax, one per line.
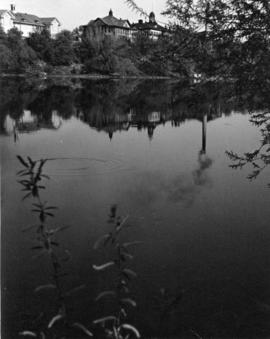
<box><xmin>13</xmin><ymin>12</ymin><xmax>45</xmax><ymax>37</ymax></box>
<box><xmin>83</xmin><ymin>9</ymin><xmax>135</xmax><ymax>42</ymax></box>
<box><xmin>0</xmin><ymin>5</ymin><xmax>61</xmax><ymax>37</ymax></box>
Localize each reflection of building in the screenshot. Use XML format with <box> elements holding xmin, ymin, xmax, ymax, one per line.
<box><xmin>0</xmin><ymin>5</ymin><xmax>61</xmax><ymax>37</ymax></box>
<box><xmin>78</xmin><ymin>106</ymin><xmax>164</xmax><ymax>140</ymax></box>
<box><xmin>148</xmin><ymin>111</ymin><xmax>160</xmax><ymax>123</ymax></box>
<box><xmin>83</xmin><ymin>9</ymin><xmax>134</xmax><ymax>41</ymax></box>
<box><xmin>4</xmin><ymin>110</ymin><xmax>62</xmax><ymax>135</ymax></box>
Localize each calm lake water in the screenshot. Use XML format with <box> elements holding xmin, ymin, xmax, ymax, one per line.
<box><xmin>1</xmin><ymin>78</ymin><xmax>270</xmax><ymax>338</ymax></box>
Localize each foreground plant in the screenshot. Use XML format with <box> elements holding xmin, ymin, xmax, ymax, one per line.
<box><xmin>93</xmin><ymin>205</ymin><xmax>141</xmax><ymax>339</ymax></box>
<box><xmin>226</xmin><ymin>110</ymin><xmax>270</xmax><ymax>186</ymax></box>
<box><xmin>17</xmin><ymin>155</ymin><xmax>92</xmax><ymax>338</ymax></box>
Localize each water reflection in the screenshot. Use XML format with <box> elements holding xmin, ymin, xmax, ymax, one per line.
<box><xmin>2</xmin><ymin>78</ymin><xmax>269</xmax><ymax>141</ymax></box>
<box><xmin>1</xmin><ymin>77</ymin><xmax>270</xmax><ymax>338</ymax></box>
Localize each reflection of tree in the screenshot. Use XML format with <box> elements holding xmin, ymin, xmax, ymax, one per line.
<box><xmin>28</xmin><ymin>86</ymin><xmax>76</xmax><ymax>120</ymax></box>
<box><xmin>2</xmin><ymin>77</ymin><xmax>270</xmax><ymax>141</ymax></box>
<box><xmin>226</xmin><ymin>110</ymin><xmax>270</xmax><ymax>186</ymax></box>
<box><xmin>169</xmin><ymin>111</ymin><xmax>213</xmax><ymax>206</ymax></box>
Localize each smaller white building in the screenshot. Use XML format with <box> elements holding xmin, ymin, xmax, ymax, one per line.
<box><xmin>40</xmin><ymin>17</ymin><xmax>61</xmax><ymax>37</ymax></box>
<box><xmin>0</xmin><ymin>10</ymin><xmax>14</xmax><ymax>33</ymax></box>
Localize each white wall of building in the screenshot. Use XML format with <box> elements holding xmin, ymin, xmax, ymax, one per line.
<box><xmin>49</xmin><ymin>19</ymin><xmax>60</xmax><ymax>37</ymax></box>
<box><xmin>0</xmin><ymin>11</ymin><xmax>14</xmax><ymax>33</ymax></box>
<box><xmin>13</xmin><ymin>23</ymin><xmax>42</xmax><ymax>37</ymax></box>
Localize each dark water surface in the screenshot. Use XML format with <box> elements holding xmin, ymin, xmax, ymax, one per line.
<box><xmin>1</xmin><ymin>78</ymin><xmax>270</xmax><ymax>338</ymax></box>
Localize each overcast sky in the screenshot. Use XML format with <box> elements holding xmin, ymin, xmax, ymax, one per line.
<box><xmin>1</xmin><ymin>0</ymin><xmax>168</xmax><ymax>30</ymax></box>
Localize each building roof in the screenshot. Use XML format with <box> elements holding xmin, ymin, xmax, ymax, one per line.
<box><xmin>89</xmin><ymin>10</ymin><xmax>131</xmax><ymax>29</ymax></box>
<box><xmin>0</xmin><ymin>10</ymin><xmax>14</xmax><ymax>18</ymax></box>
<box><xmin>40</xmin><ymin>17</ymin><xmax>60</xmax><ymax>25</ymax></box>
<box><xmin>100</xmin><ymin>16</ymin><xmax>129</xmax><ymax>28</ymax></box>
<box><xmin>13</xmin><ymin>12</ymin><xmax>45</xmax><ymax>26</ymax></box>
<box><xmin>132</xmin><ymin>20</ymin><xmax>166</xmax><ymax>32</ymax></box>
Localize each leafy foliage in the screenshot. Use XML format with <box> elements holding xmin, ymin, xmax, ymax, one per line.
<box><xmin>226</xmin><ymin>110</ymin><xmax>270</xmax><ymax>185</ymax></box>
<box><xmin>0</xmin><ymin>28</ymin><xmax>37</xmax><ymax>72</ymax></box>
<box><xmin>93</xmin><ymin>205</ymin><xmax>141</xmax><ymax>338</ymax></box>
<box><xmin>162</xmin><ymin>0</ymin><xmax>270</xmax><ymax>79</ymax></box>
<box><xmin>17</xmin><ymin>156</ymin><xmax>91</xmax><ymax>338</ymax></box>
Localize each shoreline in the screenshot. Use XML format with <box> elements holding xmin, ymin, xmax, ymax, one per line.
<box><xmin>0</xmin><ymin>73</ymin><xmax>176</xmax><ymax>80</ymax></box>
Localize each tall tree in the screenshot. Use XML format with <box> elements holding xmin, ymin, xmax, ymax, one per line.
<box><xmin>27</xmin><ymin>29</ymin><xmax>54</xmax><ymax>63</ymax></box>
<box><xmin>52</xmin><ymin>30</ymin><xmax>75</xmax><ymax>66</ymax></box>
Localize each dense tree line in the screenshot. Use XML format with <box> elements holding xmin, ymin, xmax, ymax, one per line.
<box><xmin>1</xmin><ymin>0</ymin><xmax>270</xmax><ymax>79</ymax></box>
<box><xmin>163</xmin><ymin>0</ymin><xmax>270</xmax><ymax>79</ymax></box>
<box><xmin>0</xmin><ymin>25</ymin><xmax>176</xmax><ymax>76</ymax></box>
<box><xmin>0</xmin><ymin>27</ymin><xmax>75</xmax><ymax>73</ymax></box>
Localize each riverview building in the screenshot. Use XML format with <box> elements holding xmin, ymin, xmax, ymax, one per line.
<box><xmin>12</xmin><ymin>12</ymin><xmax>45</xmax><ymax>37</ymax></box>
<box><xmin>0</xmin><ymin>5</ymin><xmax>61</xmax><ymax>37</ymax></box>
<box><xmin>83</xmin><ymin>9</ymin><xmax>134</xmax><ymax>41</ymax></box>
<box><xmin>131</xmin><ymin>12</ymin><xmax>166</xmax><ymax>40</ymax></box>
<box><xmin>83</xmin><ymin>9</ymin><xmax>167</xmax><ymax>42</ymax></box>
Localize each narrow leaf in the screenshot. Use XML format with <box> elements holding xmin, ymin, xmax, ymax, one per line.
<box><xmin>44</xmin><ymin>212</ymin><xmax>54</xmax><ymax>217</ymax></box>
<box><xmin>27</xmin><ymin>157</ymin><xmax>35</xmax><ymax>166</ymax></box>
<box><xmin>45</xmin><ymin>206</ymin><xmax>58</xmax><ymax>210</ymax></box>
<box><xmin>93</xmin><ymin>316</ymin><xmax>117</xmax><ymax>324</ymax></box>
<box><xmin>120</xmin><ymin>308</ymin><xmax>127</xmax><ymax>318</ymax></box>
<box><xmin>116</xmin><ymin>215</ymin><xmax>129</xmax><ymax>234</ymax></box>
<box><xmin>95</xmin><ymin>290</ymin><xmax>116</xmax><ymax>301</ymax></box>
<box><xmin>93</xmin><ymin>262</ymin><xmax>115</xmax><ymax>271</ymax></box>
<box><xmin>22</xmin><ymin>193</ymin><xmax>32</xmax><ymax>201</ymax></box>
<box><xmin>121</xmin><ymin>298</ymin><xmax>137</xmax><ymax>307</ymax></box>
<box><xmin>72</xmin><ymin>323</ymin><xmax>93</xmax><ymax>337</ymax></box>
<box><xmin>120</xmin><ymin>324</ymin><xmax>140</xmax><ymax>338</ymax></box>
<box><xmin>65</xmin><ymin>284</ymin><xmax>86</xmax><ymax>296</ymax></box>
<box><xmin>31</xmin><ymin>209</ymin><xmax>42</xmax><ymax>213</ymax></box>
<box><xmin>17</xmin><ymin>155</ymin><xmax>29</xmax><ymax>168</ymax></box>
<box><xmin>48</xmin><ymin>314</ymin><xmax>64</xmax><ymax>328</ymax></box>
<box><xmin>122</xmin><ymin>268</ymin><xmax>137</xmax><ymax>278</ymax></box>
<box><xmin>49</xmin><ymin>226</ymin><xmax>70</xmax><ymax>235</ymax></box>
<box><xmin>34</xmin><ymin>284</ymin><xmax>56</xmax><ymax>293</ymax></box>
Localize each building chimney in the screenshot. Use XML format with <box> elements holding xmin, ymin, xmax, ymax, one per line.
<box><xmin>109</xmin><ymin>9</ymin><xmax>113</xmax><ymax>17</ymax></box>
<box><xmin>10</xmin><ymin>4</ymin><xmax>15</xmax><ymax>12</ymax></box>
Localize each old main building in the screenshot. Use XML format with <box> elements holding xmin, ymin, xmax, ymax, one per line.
<box><xmin>83</xmin><ymin>9</ymin><xmax>166</xmax><ymax>42</ymax></box>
